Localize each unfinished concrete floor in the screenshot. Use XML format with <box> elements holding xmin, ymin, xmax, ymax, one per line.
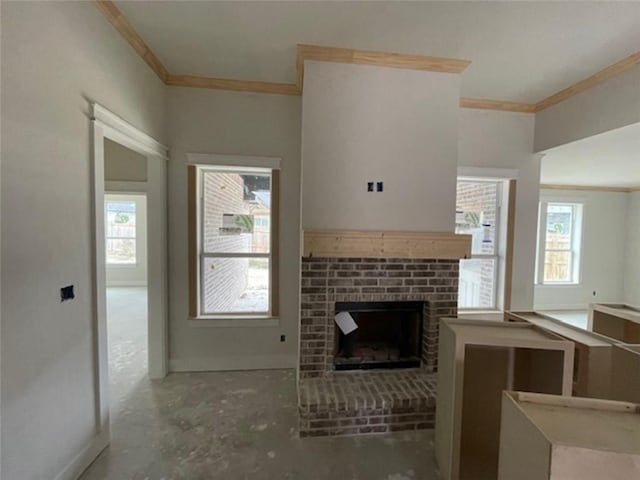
<box><xmin>79</xmin><ymin>287</ymin><xmax>438</xmax><ymax>479</ymax></box>
<box><xmin>79</xmin><ymin>370</ymin><xmax>438</xmax><ymax>479</ymax></box>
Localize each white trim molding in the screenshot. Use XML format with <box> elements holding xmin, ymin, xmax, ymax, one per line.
<box><xmin>90</xmin><ymin>103</ymin><xmax>169</xmax><ymax>471</ymax></box>
<box><xmin>91</xmin><ymin>103</ymin><xmax>168</xmax><ymax>159</ymax></box>
<box><xmin>53</xmin><ymin>430</ymin><xmax>109</xmax><ymax>480</ymax></box>
<box><xmin>187</xmin><ymin>152</ymin><xmax>281</xmax><ymax>169</ymax></box>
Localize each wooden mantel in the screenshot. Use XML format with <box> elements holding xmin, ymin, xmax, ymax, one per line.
<box><xmin>303</xmin><ymin>230</ymin><xmax>472</xmax><ymax>260</ymax></box>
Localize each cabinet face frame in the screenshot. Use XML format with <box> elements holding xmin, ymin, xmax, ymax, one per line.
<box><xmin>435</xmin><ymin>318</ymin><xmax>574</xmax><ymax>480</ymax></box>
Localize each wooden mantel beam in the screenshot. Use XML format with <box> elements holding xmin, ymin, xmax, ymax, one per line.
<box><xmin>303</xmin><ymin>230</ymin><xmax>471</xmax><ymax>260</ymax></box>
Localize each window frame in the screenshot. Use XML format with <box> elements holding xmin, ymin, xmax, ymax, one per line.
<box><xmin>536</xmin><ymin>200</ymin><xmax>584</xmax><ymax>286</ymax></box>
<box><xmin>188</xmin><ymin>163</ymin><xmax>280</xmax><ymax>319</ymax></box>
<box><xmin>104</xmin><ymin>198</ymin><xmax>138</xmax><ymax>266</ymax></box>
<box><xmin>455</xmin><ymin>178</ymin><xmax>503</xmax><ymax>311</ymax></box>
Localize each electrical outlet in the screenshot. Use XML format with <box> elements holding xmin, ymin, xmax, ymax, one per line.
<box><xmin>60</xmin><ymin>285</ymin><xmax>75</xmax><ymax>302</ymax></box>
<box><xmin>280</xmin><ymin>334</ymin><xmax>286</xmax><ymax>342</ymax></box>
<box><xmin>367</xmin><ymin>182</ymin><xmax>374</xmax><ymax>192</ymax></box>
<box><xmin>376</xmin><ymin>181</ymin><xmax>384</xmax><ymax>192</ymax></box>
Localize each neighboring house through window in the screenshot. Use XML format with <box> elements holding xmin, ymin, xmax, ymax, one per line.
<box><xmin>189</xmin><ymin>164</ymin><xmax>279</xmax><ymax>317</ymax></box>
<box><xmin>536</xmin><ymin>201</ymin><xmax>583</xmax><ymax>285</ymax></box>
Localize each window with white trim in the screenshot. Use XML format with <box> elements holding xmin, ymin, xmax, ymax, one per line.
<box><xmin>190</xmin><ymin>165</ymin><xmax>278</xmax><ymax>317</ymax></box>
<box><xmin>105</xmin><ymin>200</ymin><xmax>137</xmax><ymax>264</ymax></box>
<box><xmin>455</xmin><ymin>179</ymin><xmax>501</xmax><ymax>309</ymax></box>
<box><xmin>536</xmin><ymin>201</ymin><xmax>583</xmax><ymax>285</ymax></box>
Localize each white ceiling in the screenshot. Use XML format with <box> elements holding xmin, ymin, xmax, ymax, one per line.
<box><xmin>541</xmin><ymin>123</ymin><xmax>640</xmax><ymax>188</ymax></box>
<box><xmin>116</xmin><ymin>1</ymin><xmax>640</xmax><ymax>103</ymax></box>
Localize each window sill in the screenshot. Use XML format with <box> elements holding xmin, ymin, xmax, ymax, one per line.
<box><xmin>187</xmin><ymin>316</ymin><xmax>280</xmax><ymax>328</ymax></box>
<box><xmin>536</xmin><ymin>283</ymin><xmax>581</xmax><ymax>287</ymax></box>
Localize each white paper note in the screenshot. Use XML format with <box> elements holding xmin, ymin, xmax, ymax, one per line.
<box><xmin>335</xmin><ymin>311</ymin><xmax>358</xmax><ymax>335</ymax></box>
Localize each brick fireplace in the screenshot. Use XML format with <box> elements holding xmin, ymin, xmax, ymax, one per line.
<box><xmin>299</xmin><ymin>257</ymin><xmax>460</xmax><ymax>377</ymax></box>
<box><xmin>298</xmin><ymin>255</ymin><xmax>461</xmax><ymax>437</ymax></box>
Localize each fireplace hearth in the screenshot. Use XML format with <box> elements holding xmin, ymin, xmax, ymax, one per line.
<box><xmin>334</xmin><ymin>301</ymin><xmax>423</xmax><ymax>370</ymax></box>
<box><xmin>298</xmin><ymin>255</ymin><xmax>460</xmax><ymax>437</ymax></box>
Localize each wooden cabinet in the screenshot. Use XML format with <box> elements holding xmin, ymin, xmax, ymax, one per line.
<box><xmin>506</xmin><ymin>311</ymin><xmax>614</xmax><ymax>399</ymax></box>
<box><xmin>499</xmin><ymin>391</ymin><xmax>640</xmax><ymax>480</ymax></box>
<box><xmin>589</xmin><ymin>303</ymin><xmax>640</xmax><ymax>343</ymax></box>
<box><xmin>435</xmin><ymin>319</ymin><xmax>574</xmax><ymax>480</ymax></box>
<box><xmin>610</xmin><ymin>344</ymin><xmax>640</xmax><ymax>403</ymax></box>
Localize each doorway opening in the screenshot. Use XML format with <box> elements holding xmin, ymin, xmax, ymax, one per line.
<box><xmin>91</xmin><ymin>103</ymin><xmax>168</xmax><ymax>446</ymax></box>
<box><xmin>104</xmin><ymin>191</ymin><xmax>148</xmax><ymax>406</ymax></box>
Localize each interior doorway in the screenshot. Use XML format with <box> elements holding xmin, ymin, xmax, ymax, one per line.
<box><xmin>91</xmin><ymin>103</ymin><xmax>168</xmax><ymax>446</ymax></box>
<box><xmin>104</xmin><ymin>192</ymin><xmax>149</xmax><ymax>405</ymax></box>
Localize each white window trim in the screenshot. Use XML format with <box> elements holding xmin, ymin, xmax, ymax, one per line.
<box><xmin>456</xmin><ymin>177</ymin><xmax>506</xmax><ymax>311</ymax></box>
<box><xmin>536</xmin><ymin>199</ymin><xmax>584</xmax><ymax>286</ymax></box>
<box><xmin>187</xmin><ymin>152</ymin><xmax>281</xmax><ymax>170</ymax></box>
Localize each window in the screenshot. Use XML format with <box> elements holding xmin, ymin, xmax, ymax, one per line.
<box><xmin>455</xmin><ymin>180</ymin><xmax>501</xmax><ymax>309</ymax></box>
<box><xmin>189</xmin><ymin>165</ymin><xmax>279</xmax><ymax>317</ymax></box>
<box><xmin>105</xmin><ymin>200</ymin><xmax>136</xmax><ymax>264</ymax></box>
<box><xmin>536</xmin><ymin>202</ymin><xmax>583</xmax><ymax>284</ymax></box>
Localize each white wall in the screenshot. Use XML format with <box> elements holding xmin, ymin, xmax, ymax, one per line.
<box><xmin>458</xmin><ymin>109</ymin><xmax>539</xmax><ymax>310</ymax></box>
<box><xmin>302</xmin><ymin>61</ymin><xmax>460</xmax><ymax>232</ymax></box>
<box><xmin>534</xmin><ymin>66</ymin><xmax>640</xmax><ymax>152</ymax></box>
<box><xmin>625</xmin><ymin>192</ymin><xmax>640</xmax><ymax>305</ymax></box>
<box><xmin>1</xmin><ymin>2</ymin><xmax>166</xmax><ymax>479</ymax></box>
<box><xmin>166</xmin><ymin>88</ymin><xmax>301</xmax><ymax>371</ymax></box>
<box><xmin>104</xmin><ymin>137</ymin><xmax>148</xmax><ymax>182</ymax></box>
<box><xmin>534</xmin><ymin>189</ymin><xmax>628</xmax><ymax>310</ymax></box>
<box><xmin>105</xmin><ymin>194</ymin><xmax>148</xmax><ymax>287</ymax></box>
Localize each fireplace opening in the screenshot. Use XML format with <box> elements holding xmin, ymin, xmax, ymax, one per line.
<box><xmin>334</xmin><ymin>301</ymin><xmax>423</xmax><ymax>371</ymax></box>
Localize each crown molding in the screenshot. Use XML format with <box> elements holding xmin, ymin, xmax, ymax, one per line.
<box><xmin>295</xmin><ymin>43</ymin><xmax>471</xmax><ymax>89</ymax></box>
<box><xmin>95</xmin><ymin>1</ymin><xmax>639</xmax><ymax>113</ymax></box>
<box><xmin>166</xmin><ymin>74</ymin><xmax>300</xmax><ymax>95</ymax></box>
<box><xmin>540</xmin><ymin>184</ymin><xmax>639</xmax><ymax>193</ymax></box>
<box><xmin>95</xmin><ymin>0</ymin><xmax>168</xmax><ymax>82</ymax></box>
<box><xmin>459</xmin><ymin>97</ymin><xmax>536</xmax><ymax>113</ymax></box>
<box><xmin>534</xmin><ymin>52</ymin><xmax>640</xmax><ymax>112</ymax></box>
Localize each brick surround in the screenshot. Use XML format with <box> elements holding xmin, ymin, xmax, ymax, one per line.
<box><xmin>298</xmin><ymin>256</ymin><xmax>459</xmax><ymax>437</ymax></box>
<box><xmin>299</xmin><ymin>257</ymin><xmax>460</xmax><ymax>378</ymax></box>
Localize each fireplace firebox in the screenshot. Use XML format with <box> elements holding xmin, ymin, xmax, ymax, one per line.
<box><xmin>334</xmin><ymin>301</ymin><xmax>423</xmax><ymax>371</ymax></box>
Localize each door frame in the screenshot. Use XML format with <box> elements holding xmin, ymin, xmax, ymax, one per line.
<box><xmin>91</xmin><ymin>103</ymin><xmax>168</xmax><ymax>439</ymax></box>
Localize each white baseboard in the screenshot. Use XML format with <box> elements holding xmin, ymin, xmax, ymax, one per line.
<box><xmin>54</xmin><ymin>429</ymin><xmax>109</xmax><ymax>480</ymax></box>
<box><xmin>169</xmin><ymin>354</ymin><xmax>297</xmax><ymax>372</ymax></box>
<box><xmin>105</xmin><ymin>280</ymin><xmax>147</xmax><ymax>287</ymax></box>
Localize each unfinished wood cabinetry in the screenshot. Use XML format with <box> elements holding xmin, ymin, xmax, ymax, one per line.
<box><xmin>498</xmin><ymin>391</ymin><xmax>640</xmax><ymax>480</ymax></box>
<box><xmin>507</xmin><ymin>311</ymin><xmax>614</xmax><ymax>398</ymax></box>
<box><xmin>610</xmin><ymin>344</ymin><xmax>640</xmax><ymax>403</ymax></box>
<box><xmin>435</xmin><ymin>319</ymin><xmax>574</xmax><ymax>480</ymax></box>
<box><xmin>589</xmin><ymin>303</ymin><xmax>640</xmax><ymax>342</ymax></box>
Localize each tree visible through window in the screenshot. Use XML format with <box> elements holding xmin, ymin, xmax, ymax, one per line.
<box><xmin>196</xmin><ymin>167</ymin><xmax>275</xmax><ymax>315</ymax></box>
<box><xmin>537</xmin><ymin>202</ymin><xmax>583</xmax><ymax>284</ymax></box>
<box><xmin>105</xmin><ymin>201</ymin><xmax>136</xmax><ymax>264</ymax></box>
